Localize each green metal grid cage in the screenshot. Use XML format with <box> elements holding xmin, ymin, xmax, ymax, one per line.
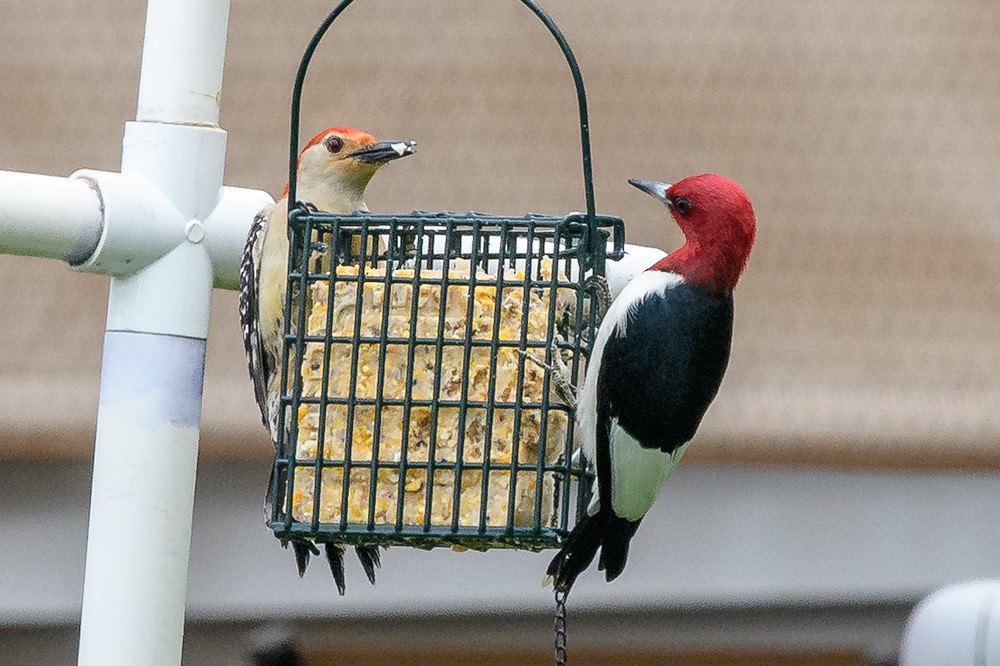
<box><xmin>270</xmin><ymin>0</ymin><xmax>624</xmax><ymax>552</ymax></box>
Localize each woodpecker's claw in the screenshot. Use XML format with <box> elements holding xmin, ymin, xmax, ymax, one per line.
<box><xmin>520</xmin><ymin>342</ymin><xmax>577</xmax><ymax>406</ymax></box>
<box><xmin>292</xmin><ymin>201</ymin><xmax>320</xmax><ymax>216</ymax></box>
<box><xmin>586</xmin><ymin>275</ymin><xmax>613</xmax><ymax>322</ymax></box>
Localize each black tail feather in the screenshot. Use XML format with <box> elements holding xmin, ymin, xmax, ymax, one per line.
<box><xmin>355</xmin><ymin>545</ymin><xmax>385</xmax><ymax>586</ymax></box>
<box><xmin>291</xmin><ymin>541</ymin><xmax>318</xmax><ymax>578</ymax></box>
<box><xmin>547</xmin><ymin>511</ymin><xmax>609</xmax><ymax>593</ymax></box>
<box><xmin>598</xmin><ymin>514</ymin><xmax>642</xmax><ymax>583</ymax></box>
<box><xmin>549</xmin><ymin>510</ymin><xmax>642</xmax><ymax>592</ymax></box>
<box><xmin>324</xmin><ymin>543</ymin><xmax>347</xmax><ymax>595</ymax></box>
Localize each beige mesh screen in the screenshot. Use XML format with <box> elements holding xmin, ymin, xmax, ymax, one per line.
<box><xmin>1</xmin><ymin>0</ymin><xmax>997</xmax><ymax>468</ymax></box>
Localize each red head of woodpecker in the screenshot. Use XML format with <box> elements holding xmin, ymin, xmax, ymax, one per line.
<box><xmin>548</xmin><ymin>174</ymin><xmax>756</xmax><ymax>593</ymax></box>
<box><xmin>239</xmin><ymin>126</ymin><xmax>416</xmax><ymax>595</ymax></box>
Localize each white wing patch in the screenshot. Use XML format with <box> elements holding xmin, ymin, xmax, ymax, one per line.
<box><xmin>608</xmin><ymin>422</ymin><xmax>688</xmax><ymax>521</ymax></box>
<box><xmin>584</xmin><ymin>423</ymin><xmax>689</xmax><ymax>521</ymax></box>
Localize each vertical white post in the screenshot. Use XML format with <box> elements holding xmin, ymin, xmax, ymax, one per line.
<box><xmin>77</xmin><ymin>1</ymin><xmax>232</xmax><ymax>664</ymax></box>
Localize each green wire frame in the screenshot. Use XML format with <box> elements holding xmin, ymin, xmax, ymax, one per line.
<box><xmin>271</xmin><ymin>0</ymin><xmax>625</xmax><ymax>551</ymax></box>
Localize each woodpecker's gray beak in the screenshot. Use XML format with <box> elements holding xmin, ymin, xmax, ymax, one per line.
<box><xmin>349</xmin><ymin>140</ymin><xmax>417</xmax><ymax>163</ymax></box>
<box><xmin>628</xmin><ymin>179</ymin><xmax>672</xmax><ymax>206</ymax></box>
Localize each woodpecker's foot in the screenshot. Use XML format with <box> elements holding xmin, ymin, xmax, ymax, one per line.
<box><xmin>586</xmin><ymin>275</ymin><xmax>613</xmax><ymax>322</ymax></box>
<box><xmin>289</xmin><ymin>201</ymin><xmax>320</xmax><ymax>224</ymax></box>
<box><xmin>550</xmin><ymin>342</ymin><xmax>578</xmax><ymax>406</ymax></box>
<box><xmin>520</xmin><ymin>341</ymin><xmax>577</xmax><ymax>407</ymax></box>
<box><xmin>392</xmin><ymin>230</ymin><xmax>418</xmax><ymax>267</ymax></box>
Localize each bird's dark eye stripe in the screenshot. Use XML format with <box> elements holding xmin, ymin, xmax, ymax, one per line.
<box><xmin>673</xmin><ymin>197</ymin><xmax>692</xmax><ymax>214</ymax></box>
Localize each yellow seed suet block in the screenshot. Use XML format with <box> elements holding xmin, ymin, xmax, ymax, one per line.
<box><xmin>290</xmin><ymin>259</ymin><xmax>574</xmax><ymax>531</ymax></box>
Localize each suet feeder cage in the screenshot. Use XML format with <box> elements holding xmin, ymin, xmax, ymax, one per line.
<box><xmin>271</xmin><ymin>0</ymin><xmax>624</xmax><ymax>552</ymax></box>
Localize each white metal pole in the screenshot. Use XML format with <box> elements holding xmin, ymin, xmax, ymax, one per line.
<box><xmin>77</xmin><ymin>0</ymin><xmax>232</xmax><ymax>664</ymax></box>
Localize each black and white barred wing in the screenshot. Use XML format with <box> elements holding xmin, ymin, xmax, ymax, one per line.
<box><xmin>239</xmin><ymin>208</ymin><xmax>272</xmax><ymax>431</ymax></box>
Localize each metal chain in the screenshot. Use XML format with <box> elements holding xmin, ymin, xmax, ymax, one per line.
<box><xmin>554</xmin><ymin>589</ymin><xmax>568</xmax><ymax>666</ymax></box>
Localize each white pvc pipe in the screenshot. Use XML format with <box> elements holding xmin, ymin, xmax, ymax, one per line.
<box><xmin>70</xmin><ymin>168</ymin><xmax>186</xmax><ymax>277</ymax></box>
<box><xmin>205</xmin><ymin>186</ymin><xmax>274</xmax><ymax>290</ymax></box>
<box><xmin>78</xmin><ymin>1</ymin><xmax>232</xmax><ymax>664</ymax></box>
<box><xmin>901</xmin><ymin>580</ymin><xmax>1000</xmax><ymax>664</ymax></box>
<box><xmin>136</xmin><ymin>0</ymin><xmax>231</xmax><ymax>125</ymax></box>
<box><xmin>77</xmin><ymin>333</ymin><xmax>205</xmax><ymax>665</ymax></box>
<box><xmin>0</xmin><ymin>170</ymin><xmax>103</xmax><ymax>263</ymax></box>
<box><xmin>69</xmin><ymin>167</ymin><xmax>271</xmax><ymax>289</ymax></box>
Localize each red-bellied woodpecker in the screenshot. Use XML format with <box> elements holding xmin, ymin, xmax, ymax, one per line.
<box><xmin>239</xmin><ymin>126</ymin><xmax>416</xmax><ymax>594</ymax></box>
<box><xmin>547</xmin><ymin>174</ymin><xmax>756</xmax><ymax>593</ymax></box>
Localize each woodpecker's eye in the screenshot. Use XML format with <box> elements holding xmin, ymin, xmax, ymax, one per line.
<box><xmin>324</xmin><ymin>136</ymin><xmax>344</xmax><ymax>154</ymax></box>
<box><xmin>673</xmin><ymin>197</ymin><xmax>692</xmax><ymax>215</ymax></box>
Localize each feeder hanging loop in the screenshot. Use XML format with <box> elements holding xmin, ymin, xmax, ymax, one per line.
<box><xmin>287</xmin><ymin>0</ymin><xmax>598</xmax><ymax>236</ymax></box>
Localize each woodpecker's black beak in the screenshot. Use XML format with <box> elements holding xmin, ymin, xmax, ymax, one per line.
<box><xmin>628</xmin><ymin>179</ymin><xmax>672</xmax><ymax>206</ymax></box>
<box><xmin>349</xmin><ymin>140</ymin><xmax>417</xmax><ymax>164</ymax></box>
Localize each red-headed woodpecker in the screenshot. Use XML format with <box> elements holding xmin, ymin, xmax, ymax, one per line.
<box><xmin>547</xmin><ymin>174</ymin><xmax>756</xmax><ymax>593</ymax></box>
<box><xmin>239</xmin><ymin>126</ymin><xmax>416</xmax><ymax>594</ymax></box>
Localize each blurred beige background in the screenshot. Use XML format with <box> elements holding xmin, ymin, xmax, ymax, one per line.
<box><xmin>1</xmin><ymin>0</ymin><xmax>998</xmax><ymax>469</ymax></box>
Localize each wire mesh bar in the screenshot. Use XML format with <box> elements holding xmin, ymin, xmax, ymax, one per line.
<box><xmin>271</xmin><ymin>211</ymin><xmax>621</xmax><ymax>550</ymax></box>
<box><xmin>450</xmin><ymin>219</ymin><xmax>480</xmax><ymax>533</ymax></box>
<box><xmin>392</xmin><ymin>223</ymin><xmax>426</xmax><ymax>532</ymax></box>
<box><xmin>505</xmin><ymin>220</ymin><xmax>536</xmax><ymax>530</ymax></box>
<box><xmin>533</xmin><ymin>223</ymin><xmax>562</xmax><ymax>530</ymax></box>
<box><xmin>477</xmin><ymin>222</ymin><xmax>510</xmax><ymax>533</ymax></box>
